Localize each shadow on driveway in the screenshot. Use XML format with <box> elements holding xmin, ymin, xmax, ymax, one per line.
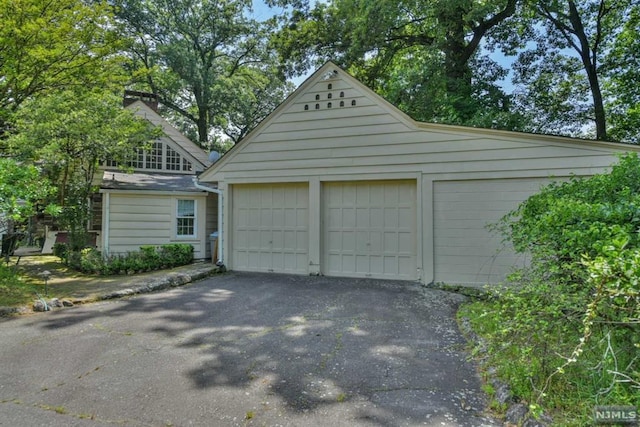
<box><xmin>0</xmin><ymin>272</ymin><xmax>499</xmax><ymax>426</ymax></box>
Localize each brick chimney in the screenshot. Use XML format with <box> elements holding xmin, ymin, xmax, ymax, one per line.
<box><xmin>123</xmin><ymin>90</ymin><xmax>159</xmax><ymax>112</ymax></box>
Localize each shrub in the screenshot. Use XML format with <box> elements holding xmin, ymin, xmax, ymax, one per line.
<box><xmin>52</xmin><ymin>242</ymin><xmax>68</xmax><ymax>262</ymax></box>
<box><xmin>471</xmin><ymin>154</ymin><xmax>640</xmax><ymax>423</ymax></box>
<box><xmin>66</xmin><ymin>244</ymin><xmax>194</xmax><ymax>275</ymax></box>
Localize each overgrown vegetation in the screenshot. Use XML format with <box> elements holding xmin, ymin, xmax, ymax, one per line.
<box><xmin>461</xmin><ymin>154</ymin><xmax>640</xmax><ymax>425</ymax></box>
<box><xmin>54</xmin><ymin>244</ymin><xmax>194</xmax><ymax>275</ymax></box>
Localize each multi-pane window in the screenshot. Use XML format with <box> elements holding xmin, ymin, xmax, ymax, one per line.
<box><xmin>166</xmin><ymin>146</ymin><xmax>193</xmax><ymax>171</ymax></box>
<box><xmin>146</xmin><ymin>142</ymin><xmax>162</xmax><ymax>169</ymax></box>
<box><xmin>127</xmin><ymin>148</ymin><xmax>144</xmax><ymax>169</ymax></box>
<box><xmin>166</xmin><ymin>146</ymin><xmax>181</xmax><ymax>170</ymax></box>
<box><xmin>176</xmin><ymin>199</ymin><xmax>195</xmax><ymax>237</ymax></box>
<box><xmin>105</xmin><ymin>142</ymin><xmax>193</xmax><ymax>172</ymax></box>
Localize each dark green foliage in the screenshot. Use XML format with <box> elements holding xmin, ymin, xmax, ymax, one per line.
<box><xmin>54</xmin><ymin>244</ymin><xmax>194</xmax><ymax>275</ymax></box>
<box><xmin>468</xmin><ymin>154</ymin><xmax>640</xmax><ymax>424</ymax></box>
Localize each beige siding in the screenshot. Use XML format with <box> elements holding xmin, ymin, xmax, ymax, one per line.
<box><xmin>106</xmin><ymin>193</ymin><xmax>208</xmax><ymax>258</ymax></box>
<box><xmin>198</xmin><ymin>62</ymin><xmax>640</xmax><ymax>285</ymax></box>
<box><xmin>433</xmin><ymin>178</ymin><xmax>554</xmax><ymax>284</ymax></box>
<box><xmin>202</xmin><ymin>70</ymin><xmax>622</xmax><ymax>183</ymax></box>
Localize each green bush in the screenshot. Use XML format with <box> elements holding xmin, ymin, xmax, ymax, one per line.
<box><xmin>470</xmin><ymin>154</ymin><xmax>640</xmax><ymax>424</ymax></box>
<box><xmin>52</xmin><ymin>242</ymin><xmax>68</xmax><ymax>262</ymax></box>
<box><xmin>63</xmin><ymin>244</ymin><xmax>194</xmax><ymax>275</ymax></box>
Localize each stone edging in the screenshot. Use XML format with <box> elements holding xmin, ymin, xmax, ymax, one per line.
<box><xmin>0</xmin><ymin>265</ymin><xmax>220</xmax><ymax>316</ymax></box>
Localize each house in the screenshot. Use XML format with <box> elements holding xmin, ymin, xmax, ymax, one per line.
<box><xmin>196</xmin><ymin>62</ymin><xmax>640</xmax><ymax>285</ymax></box>
<box><xmin>90</xmin><ymin>94</ymin><xmax>219</xmax><ymax>260</ymax></box>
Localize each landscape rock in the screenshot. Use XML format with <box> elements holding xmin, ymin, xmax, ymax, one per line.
<box><xmin>523</xmin><ymin>416</ymin><xmax>550</xmax><ymax>427</ymax></box>
<box><xmin>61</xmin><ymin>299</ymin><xmax>74</xmax><ymax>307</ymax></box>
<box><xmin>33</xmin><ymin>300</ymin><xmax>50</xmax><ymax>312</ymax></box>
<box><xmin>0</xmin><ymin>306</ymin><xmax>18</xmax><ymax>316</ymax></box>
<box><xmin>494</xmin><ymin>382</ymin><xmax>513</xmax><ymax>405</ymax></box>
<box><xmin>49</xmin><ymin>298</ymin><xmax>63</xmax><ymax>308</ymax></box>
<box><xmin>505</xmin><ymin>403</ymin><xmax>529</xmax><ymax>425</ymax></box>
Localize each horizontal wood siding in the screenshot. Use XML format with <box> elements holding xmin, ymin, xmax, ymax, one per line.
<box><xmin>203</xmin><ymin>69</ymin><xmax>628</xmax><ymax>184</ymax></box>
<box><xmin>433</xmin><ymin>178</ymin><xmax>554</xmax><ymax>284</ymax></box>
<box><xmin>107</xmin><ymin>194</ymin><xmax>205</xmax><ymax>257</ymax></box>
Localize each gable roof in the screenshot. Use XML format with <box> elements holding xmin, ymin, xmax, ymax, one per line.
<box><xmin>198</xmin><ymin>61</ymin><xmax>639</xmax><ymax>183</ymax></box>
<box><xmin>126</xmin><ymin>100</ymin><xmax>212</xmax><ymax>169</ymax></box>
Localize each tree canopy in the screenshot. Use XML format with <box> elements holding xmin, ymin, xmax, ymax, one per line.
<box><xmin>113</xmin><ymin>0</ymin><xmax>292</xmax><ymax>149</ymax></box>
<box><xmin>0</xmin><ymin>0</ymin><xmax>128</xmax><ymax>134</ymax></box>
<box><xmin>273</xmin><ymin>0</ymin><xmax>523</xmax><ymax>129</ymax></box>
<box><xmin>7</xmin><ymin>89</ymin><xmax>160</xmax><ymax>246</ymax></box>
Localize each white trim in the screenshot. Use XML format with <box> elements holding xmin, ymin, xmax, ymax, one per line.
<box><xmin>175</xmin><ymin>198</ymin><xmax>197</xmax><ymax>239</ymax></box>
<box><xmin>103</xmin><ymin>192</ymin><xmax>110</xmax><ymax>255</ymax></box>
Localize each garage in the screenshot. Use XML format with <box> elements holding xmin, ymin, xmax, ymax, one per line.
<box><xmin>433</xmin><ymin>178</ymin><xmax>551</xmax><ymax>284</ymax></box>
<box><xmin>323</xmin><ymin>180</ymin><xmax>417</xmax><ymax>280</ymax></box>
<box><xmin>232</xmin><ymin>183</ymin><xmax>309</xmax><ymax>274</ymax></box>
<box><xmin>197</xmin><ymin>61</ymin><xmax>632</xmax><ymax>285</ymax></box>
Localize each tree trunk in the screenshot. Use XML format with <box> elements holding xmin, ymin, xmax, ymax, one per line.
<box><xmin>567</xmin><ymin>1</ymin><xmax>607</xmax><ymax>140</ymax></box>
<box><xmin>196</xmin><ymin>109</ymin><xmax>209</xmax><ymax>148</ymax></box>
<box><xmin>439</xmin><ymin>5</ymin><xmax>474</xmax><ymax>121</ymax></box>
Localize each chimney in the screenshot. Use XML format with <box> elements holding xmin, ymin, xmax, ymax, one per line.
<box><xmin>123</xmin><ymin>90</ymin><xmax>159</xmax><ymax>112</ymax></box>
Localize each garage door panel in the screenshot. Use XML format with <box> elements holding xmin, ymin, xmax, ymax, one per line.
<box><xmin>233</xmin><ymin>183</ymin><xmax>309</xmax><ymax>274</ymax></box>
<box><xmin>323</xmin><ymin>180</ymin><xmax>417</xmax><ymax>280</ymax></box>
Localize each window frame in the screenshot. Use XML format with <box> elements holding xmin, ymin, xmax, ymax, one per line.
<box><xmin>176</xmin><ymin>199</ymin><xmax>197</xmax><ymax>239</ymax></box>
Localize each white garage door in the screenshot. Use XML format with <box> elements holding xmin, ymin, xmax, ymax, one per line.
<box><xmin>433</xmin><ymin>178</ymin><xmax>552</xmax><ymax>284</ymax></box>
<box><xmin>232</xmin><ymin>183</ymin><xmax>308</xmax><ymax>274</ymax></box>
<box><xmin>323</xmin><ymin>180</ymin><xmax>417</xmax><ymax>280</ymax></box>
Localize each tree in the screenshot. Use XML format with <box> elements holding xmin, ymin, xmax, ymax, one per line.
<box><xmin>272</xmin><ymin>0</ymin><xmax>521</xmax><ymax>127</ymax></box>
<box><xmin>605</xmin><ymin>4</ymin><xmax>640</xmax><ymax>143</ymax></box>
<box><xmin>215</xmin><ymin>67</ymin><xmax>296</xmax><ymax>144</ymax></box>
<box><xmin>114</xmin><ymin>0</ymin><xmax>291</xmax><ymax>148</ymax></box>
<box><xmin>512</xmin><ymin>0</ymin><xmax>634</xmax><ymax>140</ymax></box>
<box><xmin>8</xmin><ymin>89</ymin><xmax>159</xmax><ymax>249</ymax></box>
<box><xmin>0</xmin><ymin>158</ymin><xmax>57</xmax><ymax>233</ymax></box>
<box><xmin>0</xmin><ymin>0</ymin><xmax>129</xmax><ymax>135</ymax></box>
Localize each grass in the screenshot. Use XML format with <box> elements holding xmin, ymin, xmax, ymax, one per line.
<box><xmin>1</xmin><ymin>251</ymin><xmax>209</xmax><ymax>309</ymax></box>
<box><xmin>0</xmin><ymin>254</ymin><xmax>106</xmax><ymax>307</ymax></box>
<box><xmin>0</xmin><ymin>264</ymin><xmax>39</xmax><ymax>306</ymax></box>
<box><xmin>458</xmin><ymin>298</ymin><xmax>640</xmax><ymax>426</ymax></box>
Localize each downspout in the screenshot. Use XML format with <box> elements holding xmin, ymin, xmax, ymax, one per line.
<box><xmin>192</xmin><ymin>177</ymin><xmax>224</xmax><ymax>266</ymax></box>
<box><xmin>103</xmin><ymin>192</ymin><xmax>110</xmax><ymax>256</ymax></box>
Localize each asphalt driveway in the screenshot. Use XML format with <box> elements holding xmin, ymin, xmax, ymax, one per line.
<box><xmin>0</xmin><ymin>272</ymin><xmax>499</xmax><ymax>426</ymax></box>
